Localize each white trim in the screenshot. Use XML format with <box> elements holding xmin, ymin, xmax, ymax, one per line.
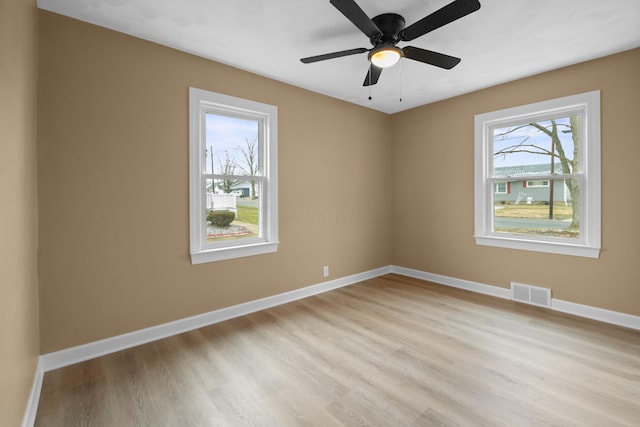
<box><xmin>390</xmin><ymin>266</ymin><xmax>639</xmax><ymax>330</ymax></box>
<box><xmin>21</xmin><ymin>357</ymin><xmax>43</xmax><ymax>427</ymax></box>
<box><xmin>390</xmin><ymin>266</ymin><xmax>512</xmax><ymax>299</ymax></box>
<box><xmin>190</xmin><ymin>241</ymin><xmax>279</xmax><ymax>264</ymax></box>
<box><xmin>474</xmin><ymin>235</ymin><xmax>601</xmax><ymax>258</ymax></box>
<box><xmin>551</xmin><ymin>299</ymin><xmax>640</xmax><ymax>331</ymax></box>
<box><xmin>40</xmin><ymin>266</ymin><xmax>392</xmax><ymax>372</ymax></box>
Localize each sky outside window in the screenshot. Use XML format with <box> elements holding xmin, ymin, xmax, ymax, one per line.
<box><xmin>205</xmin><ymin>113</ymin><xmax>259</xmax><ymax>175</ymax></box>
<box><xmin>493</xmin><ymin>117</ymin><xmax>575</xmax><ymax>170</ymax></box>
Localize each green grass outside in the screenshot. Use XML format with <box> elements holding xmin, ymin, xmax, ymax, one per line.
<box><xmin>236</xmin><ymin>205</ymin><xmax>259</xmax><ymax>225</ymax></box>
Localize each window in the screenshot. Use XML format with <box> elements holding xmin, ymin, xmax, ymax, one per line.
<box><xmin>526</xmin><ymin>180</ymin><xmax>549</xmax><ymax>188</ymax></box>
<box><xmin>495</xmin><ymin>182</ymin><xmax>508</xmax><ymax>194</ymax></box>
<box><xmin>474</xmin><ymin>91</ymin><xmax>600</xmax><ymax>258</ymax></box>
<box><xmin>189</xmin><ymin>87</ymin><xmax>278</xmax><ymax>264</ymax></box>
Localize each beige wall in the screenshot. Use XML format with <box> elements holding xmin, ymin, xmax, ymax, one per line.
<box><xmin>390</xmin><ymin>49</ymin><xmax>640</xmax><ymax>316</ymax></box>
<box><xmin>37</xmin><ymin>11</ymin><xmax>391</xmax><ymax>353</ymax></box>
<box><xmin>36</xmin><ymin>9</ymin><xmax>639</xmax><ymax>356</ymax></box>
<box><xmin>0</xmin><ymin>0</ymin><xmax>40</xmax><ymax>424</ymax></box>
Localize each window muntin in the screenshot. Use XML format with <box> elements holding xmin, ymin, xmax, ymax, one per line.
<box><xmin>474</xmin><ymin>91</ymin><xmax>600</xmax><ymax>258</ymax></box>
<box><xmin>189</xmin><ymin>88</ymin><xmax>278</xmax><ymax>264</ymax></box>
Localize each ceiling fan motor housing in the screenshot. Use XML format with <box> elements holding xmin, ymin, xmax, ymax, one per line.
<box><xmin>370</xmin><ymin>13</ymin><xmax>406</xmax><ymax>46</ymax></box>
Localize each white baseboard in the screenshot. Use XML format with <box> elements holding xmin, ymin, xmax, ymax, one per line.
<box><xmin>22</xmin><ymin>357</ymin><xmax>43</xmax><ymax>427</ymax></box>
<box><xmin>551</xmin><ymin>298</ymin><xmax>640</xmax><ymax>330</ymax></box>
<box><xmin>40</xmin><ymin>266</ymin><xmax>392</xmax><ymax>372</ymax></box>
<box><xmin>390</xmin><ymin>265</ymin><xmax>640</xmax><ymax>331</ymax></box>
<box><xmin>391</xmin><ymin>266</ymin><xmax>512</xmax><ymax>299</ymax></box>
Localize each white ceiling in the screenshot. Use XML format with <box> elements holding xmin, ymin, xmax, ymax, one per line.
<box><xmin>37</xmin><ymin>0</ymin><xmax>640</xmax><ymax>114</ymax></box>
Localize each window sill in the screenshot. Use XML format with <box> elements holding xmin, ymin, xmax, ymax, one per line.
<box><xmin>474</xmin><ymin>235</ymin><xmax>600</xmax><ymax>258</ymax></box>
<box><xmin>191</xmin><ymin>241</ymin><xmax>279</xmax><ymax>264</ymax></box>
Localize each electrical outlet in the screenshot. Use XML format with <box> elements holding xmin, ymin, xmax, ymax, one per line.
<box><xmin>323</xmin><ymin>266</ymin><xmax>329</xmax><ymax>277</ymax></box>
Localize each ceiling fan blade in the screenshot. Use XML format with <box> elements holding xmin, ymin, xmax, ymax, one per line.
<box><xmin>330</xmin><ymin>0</ymin><xmax>382</xmax><ymax>39</ymax></box>
<box><xmin>300</xmin><ymin>47</ymin><xmax>368</xmax><ymax>64</ymax></box>
<box><xmin>363</xmin><ymin>64</ymin><xmax>382</xmax><ymax>86</ymax></box>
<box><xmin>400</xmin><ymin>0</ymin><xmax>481</xmax><ymax>41</ymax></box>
<box><xmin>403</xmin><ymin>46</ymin><xmax>461</xmax><ymax>69</ymax></box>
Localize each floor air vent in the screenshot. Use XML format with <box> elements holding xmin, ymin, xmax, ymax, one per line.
<box><xmin>511</xmin><ymin>282</ymin><xmax>551</xmax><ymax>308</ymax></box>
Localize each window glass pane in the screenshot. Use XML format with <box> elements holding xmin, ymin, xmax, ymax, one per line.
<box><xmin>493</xmin><ymin>116</ymin><xmax>578</xmax><ymax>177</ymax></box>
<box><xmin>493</xmin><ymin>178</ymin><xmax>579</xmax><ymax>239</ymax></box>
<box><xmin>206</xmin><ymin>179</ymin><xmax>260</xmax><ymax>244</ymax></box>
<box><xmin>205</xmin><ymin>113</ymin><xmax>260</xmax><ymax>176</ymax></box>
<box><xmin>491</xmin><ymin>115</ymin><xmax>581</xmax><ymax>240</ymax></box>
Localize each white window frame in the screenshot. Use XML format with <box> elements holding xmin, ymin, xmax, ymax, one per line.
<box><xmin>189</xmin><ymin>87</ymin><xmax>278</xmax><ymax>264</ymax></box>
<box><xmin>474</xmin><ymin>91</ymin><xmax>600</xmax><ymax>258</ymax></box>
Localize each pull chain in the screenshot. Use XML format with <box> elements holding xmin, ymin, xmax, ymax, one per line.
<box><xmin>399</xmin><ymin>60</ymin><xmax>403</xmax><ymax>103</ymax></box>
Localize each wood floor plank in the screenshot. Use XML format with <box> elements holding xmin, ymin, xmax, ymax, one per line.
<box><xmin>35</xmin><ymin>274</ymin><xmax>640</xmax><ymax>426</ymax></box>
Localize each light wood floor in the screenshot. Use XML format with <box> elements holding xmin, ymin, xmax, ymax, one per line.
<box><xmin>35</xmin><ymin>274</ymin><xmax>640</xmax><ymax>426</ymax></box>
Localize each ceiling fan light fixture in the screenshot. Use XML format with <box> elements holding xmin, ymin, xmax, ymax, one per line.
<box><xmin>369</xmin><ymin>46</ymin><xmax>402</xmax><ymax>68</ymax></box>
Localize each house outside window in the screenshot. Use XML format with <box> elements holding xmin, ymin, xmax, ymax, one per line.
<box><xmin>474</xmin><ymin>91</ymin><xmax>601</xmax><ymax>258</ymax></box>
<box><xmin>189</xmin><ymin>87</ymin><xmax>278</xmax><ymax>264</ymax></box>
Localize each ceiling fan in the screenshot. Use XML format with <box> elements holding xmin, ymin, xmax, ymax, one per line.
<box><xmin>300</xmin><ymin>0</ymin><xmax>481</xmax><ymax>86</ymax></box>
